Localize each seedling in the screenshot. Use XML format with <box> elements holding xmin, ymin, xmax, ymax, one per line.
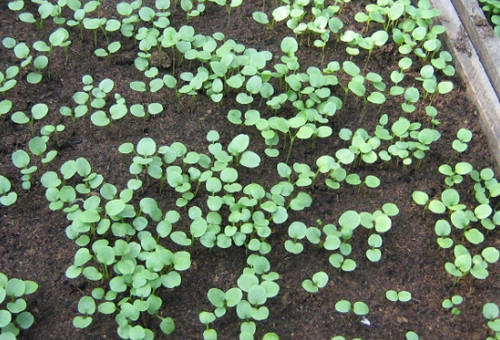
<box><xmin>12</xmin><ymin>150</ymin><xmax>37</xmax><ymax>190</ymax></box>
<box><xmin>0</xmin><ymin>175</ymin><xmax>17</xmax><ymax>206</ymax></box>
<box><xmin>442</xmin><ymin>295</ymin><xmax>463</xmax><ymax>320</ymax></box>
<box><xmin>11</xmin><ymin>103</ymin><xmax>49</xmax><ymax>134</ymax></box>
<box><xmin>33</xmin><ymin>27</ymin><xmax>71</xmax><ymax>62</ymax></box>
<box><xmin>285</xmin><ymin>221</ymin><xmax>307</xmax><ymax>254</ymax></box>
<box><xmin>405</xmin><ymin>331</ymin><xmax>422</xmax><ymax>340</ymax></box>
<box><xmin>207</xmin><ymin>287</ymin><xmax>243</xmax><ymax>317</ymax></box>
<box><xmin>335</xmin><ymin>300</ymin><xmax>369</xmax><ymax>317</ymax></box>
<box><xmin>444</xmin><ymin>244</ymin><xmax>499</xmax><ymax>283</ymax></box>
<box><xmin>386</xmin><ymin>290</ymin><xmax>412</xmax><ymax>302</ymax></box>
<box><xmin>0</xmin><ymin>273</ymin><xmax>38</xmax><ymax>339</ymax></box>
<box><xmin>302</xmin><ymin>271</ymin><xmax>329</xmax><ymax>293</ymax></box>
<box><xmin>0</xmin><ymin>65</ymin><xmax>19</xmax><ymax>94</ymax></box>
<box><xmin>27</xmin><ymin>55</ymin><xmax>49</xmax><ymax>84</ymax></box>
<box><xmin>94</xmin><ymin>41</ymin><xmax>122</xmax><ymax>64</ymax></box>
<box><xmin>483</xmin><ymin>302</ymin><xmax>500</xmax><ymax>337</ymax></box>
<box><xmin>227</xmin><ymin>134</ymin><xmax>261</xmax><ymax>168</ymax></box>
<box><xmin>434</xmin><ymin>220</ymin><xmax>453</xmax><ymax>249</ymax></box>
<box><xmin>449</xmin><ymin>128</ymin><xmax>472</xmax><ymax>163</ymax></box>
<box><xmin>366</xmin><ymin>233</ymin><xmax>383</xmax><ymax>262</ymax></box>
<box><xmin>412</xmin><ymin>190</ymin><xmax>447</xmax><ymax>215</ymax></box>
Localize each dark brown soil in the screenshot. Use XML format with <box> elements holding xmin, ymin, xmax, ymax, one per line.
<box><xmin>0</xmin><ymin>1</ymin><xmax>499</xmax><ymax>340</ymax></box>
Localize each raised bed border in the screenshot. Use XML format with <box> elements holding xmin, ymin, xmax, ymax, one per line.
<box><xmin>429</xmin><ymin>0</ymin><xmax>500</xmax><ymax>172</ymax></box>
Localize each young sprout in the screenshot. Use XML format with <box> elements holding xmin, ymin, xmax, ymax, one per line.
<box><xmin>0</xmin><ymin>65</ymin><xmax>19</xmax><ymax>94</ymax></box>
<box><xmin>73</xmin><ymin>296</ymin><xmax>96</xmax><ymax>328</ymax></box>
<box><xmin>27</xmin><ymin>55</ymin><xmax>49</xmax><ymax>84</ymax></box>
<box><xmin>386</xmin><ymin>290</ymin><xmax>412</xmax><ymax>302</ymax></box>
<box><xmin>448</xmin><ymin>128</ymin><xmax>472</xmax><ymax>163</ymax></box>
<box><xmin>11</xmin><ymin>103</ymin><xmax>49</xmax><ymax>134</ymax></box>
<box><xmin>12</xmin><ymin>149</ymin><xmax>37</xmax><ymax>190</ymax></box>
<box><xmin>227</xmin><ymin>134</ymin><xmax>261</xmax><ymax>168</ymax></box>
<box><xmin>402</xmin><ymin>87</ymin><xmax>420</xmax><ymax>113</ymax></box>
<box><xmin>94</xmin><ymin>41</ymin><xmax>122</xmax><ymax>64</ymax></box>
<box><xmin>366</xmin><ymin>233</ymin><xmax>383</xmax><ymax>262</ymax></box>
<box><xmin>0</xmin><ymin>175</ymin><xmax>17</xmax><ymax>206</ymax></box>
<box><xmin>83</xmin><ymin>17</ymin><xmax>107</xmax><ymax>47</ymax></box>
<box><xmin>412</xmin><ymin>190</ymin><xmax>448</xmax><ymax>215</ymax></box>
<box><xmin>207</xmin><ymin>287</ymin><xmax>243</xmax><ymax>317</ymax></box>
<box><xmin>252</xmin><ymin>11</ymin><xmax>271</xmax><ymax>28</ymax></box>
<box><xmin>33</xmin><ymin>27</ymin><xmax>71</xmax><ymax>62</ymax></box>
<box><xmin>199</xmin><ymin>311</ymin><xmax>217</xmax><ymax>339</ymax></box>
<box><xmin>405</xmin><ymin>331</ymin><xmax>422</xmax><ymax>340</ymax></box>
<box><xmin>442</xmin><ymin>295</ymin><xmax>463</xmax><ymax>320</ymax></box>
<box><xmin>302</xmin><ymin>271</ymin><xmax>329</xmax><ymax>293</ymax></box>
<box><xmin>444</xmin><ymin>244</ymin><xmax>496</xmax><ymax>283</ymax></box>
<box><xmin>285</xmin><ymin>221</ymin><xmax>307</xmax><ymax>254</ymax></box>
<box><xmin>335</xmin><ymin>300</ymin><xmax>369</xmax><ymax>317</ymax></box>
<box><xmin>0</xmin><ymin>273</ymin><xmax>38</xmax><ymax>337</ymax></box>
<box><xmin>483</xmin><ymin>302</ymin><xmax>500</xmax><ymax>334</ymax></box>
<box><xmin>434</xmin><ymin>220</ymin><xmax>453</xmax><ymax>249</ymax></box>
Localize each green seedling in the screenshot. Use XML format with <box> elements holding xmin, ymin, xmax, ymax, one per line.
<box><xmin>83</xmin><ymin>17</ymin><xmax>107</xmax><ymax>47</ymax></box>
<box><xmin>28</xmin><ymin>136</ymin><xmax>56</xmax><ymax>164</ymax></box>
<box><xmin>483</xmin><ymin>302</ymin><xmax>500</xmax><ymax>337</ymax></box>
<box><xmin>302</xmin><ymin>271</ymin><xmax>329</xmax><ymax>293</ymax></box>
<box><xmin>438</xmin><ymin>162</ymin><xmax>473</xmax><ymax>187</ymax></box>
<box><xmin>234</xmin><ymin>258</ymin><xmax>280</xmax><ymax>322</ymax></box>
<box><xmin>386</xmin><ymin>290</ymin><xmax>412</xmax><ymax>302</ymax></box>
<box><xmin>252</xmin><ymin>11</ymin><xmax>271</xmax><ymax>28</ymax></box>
<box><xmin>33</xmin><ymin>27</ymin><xmax>71</xmax><ymax>62</ymax></box>
<box><xmin>227</xmin><ymin>134</ymin><xmax>261</xmax><ymax>168</ymax></box>
<box><xmin>442</xmin><ymin>295</ymin><xmax>463</xmax><ymax>320</ymax></box>
<box><xmin>73</xmin><ymin>296</ymin><xmax>96</xmax><ymax>328</ymax></box>
<box><xmin>0</xmin><ymin>273</ymin><xmax>38</xmax><ymax>339</ymax></box>
<box><xmin>91</xmin><ymin>93</ymin><xmax>128</xmax><ymax>127</ymax></box>
<box><xmin>27</xmin><ymin>55</ymin><xmax>49</xmax><ymax>84</ymax></box>
<box><xmin>401</xmin><ymin>87</ymin><xmax>420</xmax><ymax>113</ymax></box>
<box><xmin>449</xmin><ymin>128</ymin><xmax>472</xmax><ymax>163</ymax></box>
<box><xmin>285</xmin><ymin>221</ymin><xmax>307</xmax><ymax>254</ymax></box>
<box><xmin>11</xmin><ymin>103</ymin><xmax>49</xmax><ymax>134</ymax></box>
<box><xmin>412</xmin><ymin>190</ymin><xmax>448</xmax><ymax>215</ymax></box>
<box><xmin>366</xmin><ymin>233</ymin><xmax>383</xmax><ymax>262</ymax></box>
<box><xmin>116</xmin><ymin>0</ymin><xmax>142</xmax><ymax>36</ymax></box>
<box><xmin>16</xmin><ymin>0</ymin><xmax>55</xmax><ymax>28</ymax></box>
<box><xmin>0</xmin><ymin>99</ymin><xmax>13</xmax><ymax>117</ymax></box>
<box><xmin>405</xmin><ymin>331</ymin><xmax>422</xmax><ymax>340</ymax></box>
<box><xmin>210</xmin><ymin>0</ymin><xmax>242</xmax><ymax>28</ymax></box>
<box><xmin>335</xmin><ymin>300</ymin><xmax>369</xmax><ymax>316</ymax></box>
<box><xmin>329</xmin><ymin>253</ymin><xmax>356</xmax><ymax>271</ymax></box>
<box><xmin>94</xmin><ymin>41</ymin><xmax>122</xmax><ymax>63</ymax></box>
<box><xmin>0</xmin><ymin>65</ymin><xmax>19</xmax><ymax>94</ymax></box>
<box><xmin>12</xmin><ymin>149</ymin><xmax>37</xmax><ymax>190</ymax></box>
<box><xmin>434</xmin><ymin>220</ymin><xmax>453</xmax><ymax>249</ymax></box>
<box><xmin>7</xmin><ymin>40</ymin><xmax>33</xmax><ymax>69</ymax></box>
<box><xmin>444</xmin><ymin>244</ymin><xmax>499</xmax><ymax>283</ymax></box>
<box><xmin>0</xmin><ymin>175</ymin><xmax>17</xmax><ymax>206</ymax></box>
<box><xmin>40</xmin><ymin>123</ymin><xmax>65</xmax><ymax>147</ymax></box>
<box><xmin>206</xmin><ymin>287</ymin><xmax>243</xmax><ymax>318</ymax></box>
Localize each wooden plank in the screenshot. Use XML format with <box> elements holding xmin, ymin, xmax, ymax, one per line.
<box><xmin>429</xmin><ymin>0</ymin><xmax>500</xmax><ymax>171</ymax></box>
<box><xmin>451</xmin><ymin>0</ymin><xmax>500</xmax><ymax>100</ymax></box>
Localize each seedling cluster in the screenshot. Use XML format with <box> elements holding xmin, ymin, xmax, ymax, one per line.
<box><xmin>0</xmin><ymin>0</ymin><xmax>498</xmax><ymax>339</ymax></box>
<box><xmin>412</xmin><ymin>151</ymin><xmax>500</xmax><ymax>283</ymax></box>
<box><xmin>0</xmin><ymin>272</ymin><xmax>38</xmax><ymax>340</ymax></box>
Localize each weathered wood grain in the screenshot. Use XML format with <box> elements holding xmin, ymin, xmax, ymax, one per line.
<box><xmin>451</xmin><ymin>0</ymin><xmax>500</xmax><ymax>99</ymax></box>
<box><xmin>429</xmin><ymin>0</ymin><xmax>500</xmax><ymax>171</ymax></box>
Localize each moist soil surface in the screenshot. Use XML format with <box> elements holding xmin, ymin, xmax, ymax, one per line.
<box><xmin>0</xmin><ymin>1</ymin><xmax>499</xmax><ymax>340</ymax></box>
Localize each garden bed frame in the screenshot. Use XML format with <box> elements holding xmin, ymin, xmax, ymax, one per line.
<box><xmin>430</xmin><ymin>0</ymin><xmax>500</xmax><ymax>171</ymax></box>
